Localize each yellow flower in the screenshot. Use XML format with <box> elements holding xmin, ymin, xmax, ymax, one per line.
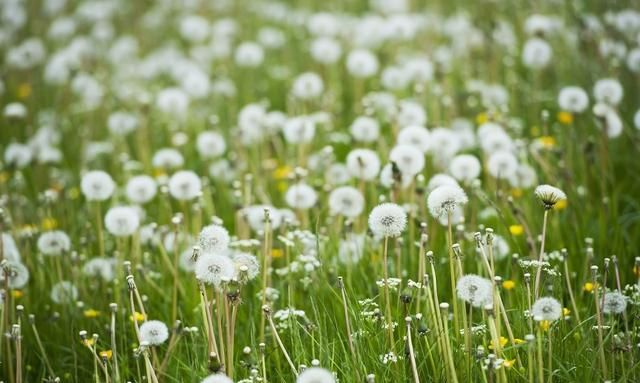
<box><xmin>0</xmin><ymin>172</ymin><xmax>9</xmax><ymax>184</ymax></box>
<box><xmin>17</xmin><ymin>83</ymin><xmax>32</xmax><ymax>99</ymax></box>
<box><xmin>539</xmin><ymin>320</ymin><xmax>551</xmax><ymax>332</ymax></box>
<box><xmin>153</xmin><ymin>168</ymin><xmax>166</xmax><ymax>178</ymax></box>
<box><xmin>509</xmin><ymin>225</ymin><xmax>524</xmax><ymax>236</ymax></box>
<box><xmin>502</xmin><ymin>280</ymin><xmax>516</xmax><ymax>290</ymax></box>
<box><xmin>277</xmin><ymin>181</ymin><xmax>288</xmax><ymax>192</ymax></box>
<box><xmin>273</xmin><ymin>165</ymin><xmax>292</xmax><ymax>180</ymax></box>
<box><xmin>42</xmin><ymin>217</ymin><xmax>58</xmax><ymax>230</ymax></box>
<box><xmin>583</xmin><ymin>282</ymin><xmax>595</xmax><ymax>293</ymax></box>
<box><xmin>554</xmin><ymin>199</ymin><xmax>567</xmax><ymax>210</ymax></box>
<box><xmin>82</xmin><ymin>338</ymin><xmax>95</xmax><ymax>347</ymax></box>
<box><xmin>271</xmin><ymin>249</ymin><xmax>283</xmax><ymax>259</ymax></box>
<box><xmin>557</xmin><ymin>111</ymin><xmax>574</xmax><ymax>125</ymax></box>
<box><xmin>475</xmin><ymin>112</ymin><xmax>488</xmax><ymax>125</ymax></box>
<box><xmin>489</xmin><ymin>336</ymin><xmax>508</xmax><ymax>350</ymax></box>
<box><xmin>12</xmin><ymin>290</ymin><xmax>23</xmax><ymax>298</ymax></box>
<box><xmin>503</xmin><ymin>359</ymin><xmax>516</xmax><ymax>368</ymax></box>
<box><xmin>84</xmin><ymin>309</ymin><xmax>100</xmax><ymax>318</ymax></box>
<box><xmin>99</xmin><ymin>350</ymin><xmax>113</xmax><ymax>359</ymax></box>
<box><xmin>68</xmin><ymin>187</ymin><xmax>80</xmax><ymax>200</ymax></box>
<box><xmin>538</xmin><ymin>136</ymin><xmax>556</xmax><ymax>148</ymax></box>
<box><xmin>514</xmin><ymin>338</ymin><xmax>526</xmax><ymax>345</ymax></box>
<box><xmin>510</xmin><ymin>188</ymin><xmax>523</xmax><ymax>198</ymax></box>
<box><xmin>130</xmin><ymin>312</ymin><xmax>146</xmax><ymax>322</ymax></box>
<box><xmin>563</xmin><ymin>308</ymin><xmax>571</xmax><ymax>317</ymax></box>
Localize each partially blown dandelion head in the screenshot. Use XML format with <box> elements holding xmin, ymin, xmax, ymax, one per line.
<box><xmin>368</xmin><ymin>202</ymin><xmax>407</xmax><ymax>238</ymax></box>
<box><xmin>296</xmin><ymin>367</ymin><xmax>336</xmax><ymax>383</ymax></box>
<box><xmin>531</xmin><ymin>297</ymin><xmax>562</xmax><ymax>321</ymax></box>
<box><xmin>232</xmin><ymin>252</ymin><xmax>260</xmax><ymax>282</ymax></box>
<box><xmin>139</xmin><ymin>320</ymin><xmax>169</xmax><ymax>346</ymax></box>
<box><xmin>195</xmin><ymin>252</ymin><xmax>235</xmax><ymax>288</ymax></box>
<box><xmin>427</xmin><ymin>185</ymin><xmax>468</xmax><ymax>219</ymax></box>
<box><xmin>456</xmin><ymin>274</ymin><xmax>493</xmax><ymax>308</ymax></box>
<box><xmin>602</xmin><ymin>291</ymin><xmax>627</xmax><ymax>315</ymax></box>
<box><xmin>346</xmin><ymin>148</ymin><xmax>380</xmax><ymax>181</ymax></box>
<box><xmin>198</xmin><ymin>225</ymin><xmax>230</xmax><ymax>253</ymax></box>
<box><xmin>534</xmin><ymin>184</ymin><xmax>566</xmax><ymax>209</ymax></box>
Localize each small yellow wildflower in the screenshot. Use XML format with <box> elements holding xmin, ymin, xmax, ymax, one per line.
<box><xmin>82</xmin><ymin>338</ymin><xmax>95</xmax><ymax>347</ymax></box>
<box><xmin>510</xmin><ymin>188</ymin><xmax>523</xmax><ymax>198</ymax></box>
<box><xmin>489</xmin><ymin>336</ymin><xmax>508</xmax><ymax>350</ymax></box>
<box><xmin>12</xmin><ymin>290</ymin><xmax>23</xmax><ymax>298</ymax></box>
<box><xmin>17</xmin><ymin>83</ymin><xmax>32</xmax><ymax>99</ymax></box>
<box><xmin>539</xmin><ymin>320</ymin><xmax>551</xmax><ymax>332</ymax></box>
<box><xmin>153</xmin><ymin>168</ymin><xmax>166</xmax><ymax>178</ymax></box>
<box><xmin>554</xmin><ymin>199</ymin><xmax>567</xmax><ymax>210</ymax></box>
<box><xmin>475</xmin><ymin>112</ymin><xmax>488</xmax><ymax>125</ymax></box>
<box><xmin>130</xmin><ymin>312</ymin><xmax>146</xmax><ymax>322</ymax></box>
<box><xmin>42</xmin><ymin>217</ymin><xmax>58</xmax><ymax>230</ymax></box>
<box><xmin>502</xmin><ymin>280</ymin><xmax>516</xmax><ymax>290</ymax></box>
<box><xmin>563</xmin><ymin>308</ymin><xmax>571</xmax><ymax>317</ymax></box>
<box><xmin>0</xmin><ymin>172</ymin><xmax>9</xmax><ymax>184</ymax></box>
<box><xmin>84</xmin><ymin>309</ymin><xmax>100</xmax><ymax>318</ymax></box>
<box><xmin>539</xmin><ymin>136</ymin><xmax>556</xmax><ymax>148</ymax></box>
<box><xmin>68</xmin><ymin>187</ymin><xmax>80</xmax><ymax>200</ymax></box>
<box><xmin>503</xmin><ymin>359</ymin><xmax>516</xmax><ymax>368</ymax></box>
<box><xmin>514</xmin><ymin>338</ymin><xmax>526</xmax><ymax>345</ymax></box>
<box><xmin>271</xmin><ymin>249</ymin><xmax>283</xmax><ymax>259</ymax></box>
<box><xmin>99</xmin><ymin>350</ymin><xmax>113</xmax><ymax>359</ymax></box>
<box><xmin>509</xmin><ymin>225</ymin><xmax>524</xmax><ymax>236</ymax></box>
<box><xmin>557</xmin><ymin>111</ymin><xmax>574</xmax><ymax>125</ymax></box>
<box><xmin>273</xmin><ymin>165</ymin><xmax>292</xmax><ymax>180</ymax></box>
<box><xmin>583</xmin><ymin>282</ymin><xmax>595</xmax><ymax>293</ymax></box>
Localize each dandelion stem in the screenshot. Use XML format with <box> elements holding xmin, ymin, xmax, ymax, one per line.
<box><xmin>533</xmin><ymin>209</ymin><xmax>549</xmax><ymax>299</ymax></box>
<box><xmin>264</xmin><ymin>305</ymin><xmax>297</xmax><ymax>376</ymax></box>
<box><xmin>405</xmin><ymin>317</ymin><xmax>420</xmax><ymax>383</ymax></box>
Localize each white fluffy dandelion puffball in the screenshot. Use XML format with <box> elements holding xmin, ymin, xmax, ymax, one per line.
<box><xmin>427</xmin><ymin>185</ymin><xmax>468</xmax><ymax>219</ymax></box>
<box><xmin>368</xmin><ymin>202</ymin><xmax>407</xmax><ymax>238</ymax></box>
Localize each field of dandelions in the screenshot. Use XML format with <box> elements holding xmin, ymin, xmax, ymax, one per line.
<box><xmin>2</xmin><ymin>0</ymin><xmax>640</xmax><ymax>382</ymax></box>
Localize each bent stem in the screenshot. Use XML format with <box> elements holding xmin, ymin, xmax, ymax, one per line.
<box><xmin>406</xmin><ymin>317</ymin><xmax>420</xmax><ymax>383</ymax></box>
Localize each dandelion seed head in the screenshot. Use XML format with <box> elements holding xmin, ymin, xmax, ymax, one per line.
<box><xmin>105</xmin><ymin>206</ymin><xmax>140</xmax><ymax>237</ymax></box>
<box><xmin>534</xmin><ymin>184</ymin><xmax>566</xmax><ymax>209</ymax></box>
<box><xmin>285</xmin><ymin>183</ymin><xmax>318</xmax><ymax>210</ymax></box>
<box><xmin>37</xmin><ymin>230</ymin><xmax>71</xmax><ymax>256</ymax></box>
<box><xmin>296</xmin><ymin>367</ymin><xmax>336</xmax><ymax>383</ymax></box>
<box><xmin>389</xmin><ymin>144</ymin><xmax>424</xmax><ymax>177</ymax></box>
<box><xmin>201</xmin><ymin>373</ymin><xmax>234</xmax><ymax>383</ymax></box>
<box><xmin>368</xmin><ymin>202</ymin><xmax>407</xmax><ymax>238</ymax></box>
<box><xmin>168</xmin><ymin>170</ymin><xmax>202</xmax><ymax>201</ymax></box>
<box><xmin>602</xmin><ymin>292</ymin><xmax>627</xmax><ymax>315</ymax></box>
<box><xmin>195</xmin><ymin>252</ymin><xmax>235</xmax><ymax>288</ymax></box>
<box><xmin>346</xmin><ymin>148</ymin><xmax>380</xmax><ymax>181</ymax></box>
<box><xmin>126</xmin><ymin>175</ymin><xmax>157</xmax><ymax>204</ymax></box>
<box><xmin>328</xmin><ymin>186</ymin><xmax>365</xmax><ymax>218</ymax></box>
<box><xmin>531</xmin><ymin>297</ymin><xmax>562</xmax><ymax>321</ymax></box>
<box><xmin>139</xmin><ymin>320</ymin><xmax>169</xmax><ymax>346</ymax></box>
<box><xmin>427</xmin><ymin>185</ymin><xmax>468</xmax><ymax>219</ymax></box>
<box><xmin>198</xmin><ymin>224</ymin><xmax>230</xmax><ymax>253</ymax></box>
<box><xmin>81</xmin><ymin>170</ymin><xmax>115</xmax><ymax>201</ymax></box>
<box><xmin>456</xmin><ymin>274</ymin><xmax>493</xmax><ymax>308</ymax></box>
